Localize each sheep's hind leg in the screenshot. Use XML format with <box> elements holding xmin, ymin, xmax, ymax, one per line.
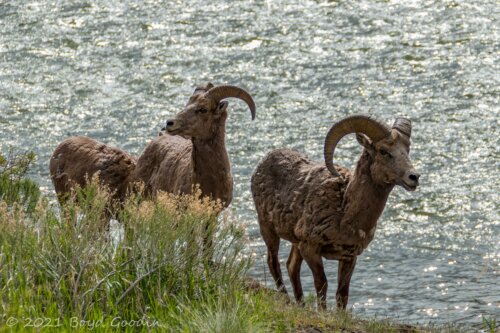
<box><xmin>287</xmin><ymin>243</ymin><xmax>304</xmax><ymax>305</ymax></box>
<box><xmin>299</xmin><ymin>243</ymin><xmax>328</xmax><ymax>310</ymax></box>
<box><xmin>336</xmin><ymin>257</ymin><xmax>357</xmax><ymax>310</ymax></box>
<box><xmin>260</xmin><ymin>228</ymin><xmax>287</xmax><ymax>295</ymax></box>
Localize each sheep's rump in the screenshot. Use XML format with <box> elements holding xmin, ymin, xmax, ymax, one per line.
<box><xmin>49</xmin><ymin>136</ymin><xmax>136</xmax><ymax>202</ymax></box>
<box><xmin>251</xmin><ymin>149</ymin><xmax>349</xmax><ymax>242</ymax></box>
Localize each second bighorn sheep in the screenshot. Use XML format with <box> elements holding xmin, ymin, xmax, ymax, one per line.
<box><xmin>251</xmin><ymin>115</ymin><xmax>420</xmax><ymax>310</ymax></box>
<box><xmin>133</xmin><ymin>82</ymin><xmax>256</xmax><ymax>207</ymax></box>
<box><xmin>50</xmin><ymin>136</ymin><xmax>136</xmax><ymax>205</ymax></box>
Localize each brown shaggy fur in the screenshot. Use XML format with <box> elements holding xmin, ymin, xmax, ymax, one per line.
<box><xmin>49</xmin><ymin>136</ymin><xmax>136</xmax><ymax>204</ymax></box>
<box><xmin>251</xmin><ymin>123</ymin><xmax>420</xmax><ymax>310</ymax></box>
<box><xmin>49</xmin><ymin>82</ymin><xmax>254</xmax><ymax>211</ymax></box>
<box><xmin>133</xmin><ymin>82</ymin><xmax>253</xmax><ymax>208</ymax></box>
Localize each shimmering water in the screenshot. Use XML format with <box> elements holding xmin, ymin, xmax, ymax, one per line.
<box><xmin>1</xmin><ymin>0</ymin><xmax>498</xmax><ymax>327</ymax></box>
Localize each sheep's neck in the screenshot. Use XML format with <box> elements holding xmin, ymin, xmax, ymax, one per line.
<box><xmin>338</xmin><ymin>151</ymin><xmax>393</xmax><ymax>247</ymax></box>
<box><xmin>191</xmin><ymin>127</ymin><xmax>232</xmax><ymax>207</ymax></box>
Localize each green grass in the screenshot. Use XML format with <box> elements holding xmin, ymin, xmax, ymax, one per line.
<box><xmin>0</xmin><ymin>151</ymin><xmax>497</xmax><ymax>332</ymax></box>
<box><xmin>0</xmin><ymin>149</ymin><xmax>40</xmax><ymax>214</ymax></box>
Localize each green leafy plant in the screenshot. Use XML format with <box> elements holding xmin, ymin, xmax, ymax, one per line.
<box><xmin>0</xmin><ymin>149</ymin><xmax>40</xmax><ymax>213</ymax></box>
<box><xmin>482</xmin><ymin>315</ymin><xmax>498</xmax><ymax>333</ymax></box>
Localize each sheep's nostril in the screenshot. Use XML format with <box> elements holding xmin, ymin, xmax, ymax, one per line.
<box><xmin>409</xmin><ymin>173</ymin><xmax>420</xmax><ymax>182</ymax></box>
<box><xmin>166</xmin><ymin>120</ymin><xmax>175</xmax><ymax>127</ymax></box>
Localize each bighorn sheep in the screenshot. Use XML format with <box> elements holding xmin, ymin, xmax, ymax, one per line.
<box><xmin>133</xmin><ymin>82</ymin><xmax>256</xmax><ymax>207</ymax></box>
<box><xmin>49</xmin><ymin>136</ymin><xmax>136</xmax><ymax>205</ymax></box>
<box><xmin>50</xmin><ymin>82</ymin><xmax>256</xmax><ymax>210</ymax></box>
<box><xmin>251</xmin><ymin>115</ymin><xmax>420</xmax><ymax>310</ymax></box>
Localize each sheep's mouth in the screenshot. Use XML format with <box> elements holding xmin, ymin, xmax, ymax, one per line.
<box><xmin>400</xmin><ymin>181</ymin><xmax>418</xmax><ymax>191</ymax></box>
<box><xmin>166</xmin><ymin>127</ymin><xmax>182</xmax><ymax>135</ymax></box>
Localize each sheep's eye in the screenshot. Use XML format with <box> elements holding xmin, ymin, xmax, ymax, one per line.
<box><xmin>196</xmin><ymin>108</ymin><xmax>208</xmax><ymax>114</ymax></box>
<box><xmin>380</xmin><ymin>149</ymin><xmax>392</xmax><ymax>158</ymax></box>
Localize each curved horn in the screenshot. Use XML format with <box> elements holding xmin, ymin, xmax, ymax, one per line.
<box><xmin>324</xmin><ymin>115</ymin><xmax>391</xmax><ymax>177</ymax></box>
<box><xmin>205</xmin><ymin>85</ymin><xmax>256</xmax><ymax>120</ymax></box>
<box><xmin>392</xmin><ymin>118</ymin><xmax>411</xmax><ymax>137</ymax></box>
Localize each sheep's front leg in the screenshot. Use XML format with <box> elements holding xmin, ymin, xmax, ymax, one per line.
<box><xmin>299</xmin><ymin>243</ymin><xmax>328</xmax><ymax>310</ymax></box>
<box><xmin>287</xmin><ymin>243</ymin><xmax>304</xmax><ymax>305</ymax></box>
<box><xmin>336</xmin><ymin>257</ymin><xmax>357</xmax><ymax>309</ymax></box>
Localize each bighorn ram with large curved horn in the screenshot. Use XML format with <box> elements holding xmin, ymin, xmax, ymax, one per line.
<box><xmin>50</xmin><ymin>82</ymin><xmax>256</xmax><ymax>210</ymax></box>
<box><xmin>133</xmin><ymin>82</ymin><xmax>256</xmax><ymax>207</ymax></box>
<box><xmin>251</xmin><ymin>115</ymin><xmax>420</xmax><ymax>310</ymax></box>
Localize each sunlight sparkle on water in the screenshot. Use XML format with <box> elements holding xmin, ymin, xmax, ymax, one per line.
<box><xmin>1</xmin><ymin>0</ymin><xmax>498</xmax><ymax>326</ymax></box>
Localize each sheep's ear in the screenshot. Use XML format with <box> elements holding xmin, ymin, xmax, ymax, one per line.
<box><xmin>194</xmin><ymin>82</ymin><xmax>214</xmax><ymax>94</ymax></box>
<box><xmin>214</xmin><ymin>101</ymin><xmax>229</xmax><ymax>117</ymax></box>
<box><xmin>356</xmin><ymin>133</ymin><xmax>375</xmax><ymax>156</ymax></box>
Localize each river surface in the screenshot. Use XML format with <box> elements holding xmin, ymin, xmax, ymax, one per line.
<box><xmin>0</xmin><ymin>0</ymin><xmax>498</xmax><ymax>328</ymax></box>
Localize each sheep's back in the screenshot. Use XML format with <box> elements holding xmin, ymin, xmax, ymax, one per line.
<box><xmin>134</xmin><ymin>135</ymin><xmax>193</xmax><ymax>196</ymax></box>
<box><xmin>251</xmin><ymin>149</ymin><xmax>349</xmax><ymax>242</ymax></box>
<box><xmin>49</xmin><ymin>136</ymin><xmax>136</xmax><ymax>201</ymax></box>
